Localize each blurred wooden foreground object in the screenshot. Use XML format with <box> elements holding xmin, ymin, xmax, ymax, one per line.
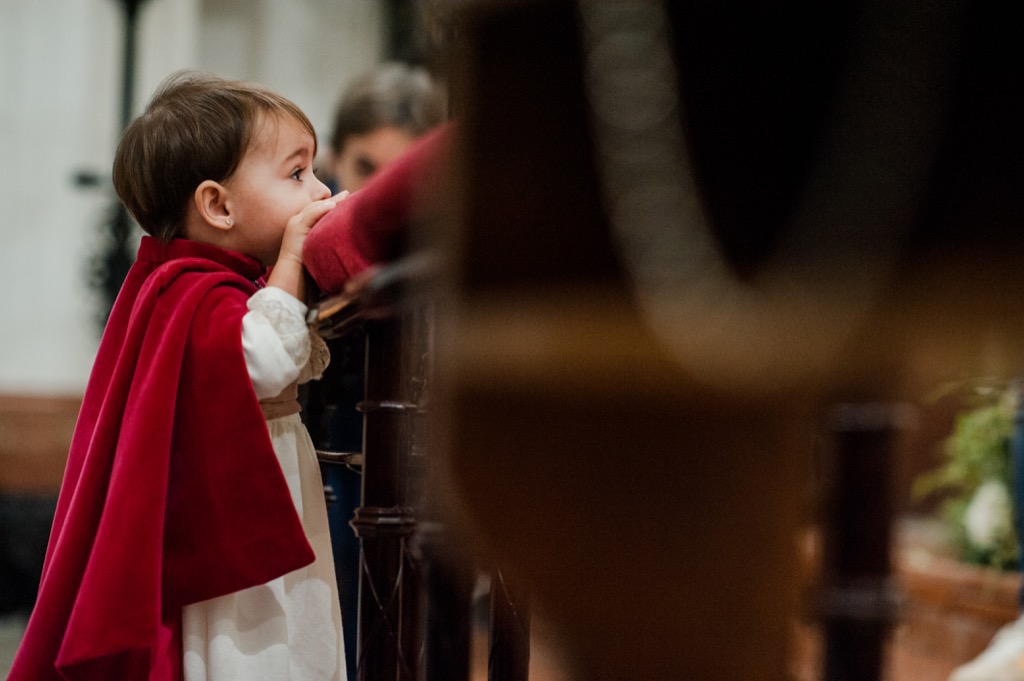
<box><xmin>423</xmin><ymin>1</ymin><xmax>1024</xmax><ymax>680</ymax></box>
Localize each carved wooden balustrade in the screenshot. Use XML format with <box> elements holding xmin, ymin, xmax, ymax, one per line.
<box><xmin>309</xmin><ymin>256</ymin><xmax>529</xmax><ymax>681</ymax></box>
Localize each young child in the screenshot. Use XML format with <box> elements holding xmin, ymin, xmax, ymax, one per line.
<box><xmin>9</xmin><ymin>71</ymin><xmax>346</xmax><ymax>681</ymax></box>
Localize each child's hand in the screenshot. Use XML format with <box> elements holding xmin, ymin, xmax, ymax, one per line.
<box><xmin>268</xmin><ymin>192</ymin><xmax>349</xmax><ymax>299</ymax></box>
<box><xmin>278</xmin><ymin>191</ymin><xmax>349</xmax><ymax>267</ymax></box>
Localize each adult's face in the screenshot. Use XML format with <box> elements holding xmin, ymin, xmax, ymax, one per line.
<box><xmin>332</xmin><ymin>125</ymin><xmax>417</xmax><ymax>192</ymax></box>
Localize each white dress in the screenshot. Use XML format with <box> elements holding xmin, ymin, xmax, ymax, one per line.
<box><xmin>182</xmin><ymin>286</ymin><xmax>346</xmax><ymax>681</ymax></box>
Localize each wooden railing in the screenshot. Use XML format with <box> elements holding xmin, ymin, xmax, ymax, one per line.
<box><xmin>309</xmin><ymin>256</ymin><xmax>529</xmax><ymax>681</ymax></box>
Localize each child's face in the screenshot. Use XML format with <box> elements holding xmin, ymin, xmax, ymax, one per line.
<box><xmin>224</xmin><ymin>113</ymin><xmax>331</xmax><ymax>265</ymax></box>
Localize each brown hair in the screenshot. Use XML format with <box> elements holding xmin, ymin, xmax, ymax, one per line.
<box><xmin>113</xmin><ymin>70</ymin><xmax>317</xmax><ymax>242</ymax></box>
<box><xmin>328</xmin><ymin>62</ymin><xmax>446</xmax><ymax>155</ymax></box>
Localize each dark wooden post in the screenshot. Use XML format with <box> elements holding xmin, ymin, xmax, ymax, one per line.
<box><xmin>351</xmin><ymin>314</ymin><xmax>421</xmax><ymax>681</ymax></box>
<box><xmin>821</xmin><ymin>403</ymin><xmax>910</xmax><ymax>681</ymax></box>
<box><xmin>313</xmin><ymin>258</ymin><xmax>477</xmax><ymax>681</ymax></box>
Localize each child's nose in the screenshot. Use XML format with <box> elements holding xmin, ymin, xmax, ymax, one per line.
<box><xmin>312</xmin><ymin>178</ymin><xmax>331</xmax><ymax>200</ymax></box>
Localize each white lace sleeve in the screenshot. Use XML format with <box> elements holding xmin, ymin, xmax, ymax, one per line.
<box><xmin>299</xmin><ymin>328</ymin><xmax>330</xmax><ymax>383</ymax></box>
<box><xmin>242</xmin><ymin>287</ymin><xmax>321</xmax><ymax>399</ymax></box>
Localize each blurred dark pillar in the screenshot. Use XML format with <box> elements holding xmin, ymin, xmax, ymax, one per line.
<box><xmin>91</xmin><ymin>0</ymin><xmax>150</xmax><ymax>327</ymax></box>
<box><xmin>820</xmin><ymin>404</ymin><xmax>908</xmax><ymax>681</ymax></box>
<box><xmin>382</xmin><ymin>0</ymin><xmax>424</xmax><ymax>64</ymax></box>
<box><xmin>116</xmin><ymin>0</ymin><xmax>146</xmax><ymax>131</ymax></box>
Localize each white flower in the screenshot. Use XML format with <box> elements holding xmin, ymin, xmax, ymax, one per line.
<box><xmin>964</xmin><ymin>479</ymin><xmax>1014</xmax><ymax>551</ymax></box>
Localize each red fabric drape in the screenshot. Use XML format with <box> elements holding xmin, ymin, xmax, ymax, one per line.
<box><xmin>10</xmin><ymin>238</ymin><xmax>313</xmax><ymax>681</ymax></box>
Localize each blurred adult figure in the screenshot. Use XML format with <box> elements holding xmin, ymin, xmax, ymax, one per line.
<box><xmin>323</xmin><ymin>62</ymin><xmax>446</xmax><ymax>193</ymax></box>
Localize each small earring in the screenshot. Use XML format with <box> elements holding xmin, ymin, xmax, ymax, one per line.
<box><xmin>225</xmin><ymin>217</ymin><xmax>233</xmax><ymax>227</ymax></box>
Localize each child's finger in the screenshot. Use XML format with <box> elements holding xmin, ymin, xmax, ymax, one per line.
<box><xmin>303</xmin><ymin>194</ymin><xmax>350</xmax><ymax>231</ymax></box>
<box><xmin>294</xmin><ymin>197</ymin><xmax>340</xmax><ymax>226</ymax></box>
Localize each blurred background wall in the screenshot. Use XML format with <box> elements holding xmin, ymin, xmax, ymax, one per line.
<box><xmin>0</xmin><ymin>0</ymin><xmax>385</xmax><ymax>395</ymax></box>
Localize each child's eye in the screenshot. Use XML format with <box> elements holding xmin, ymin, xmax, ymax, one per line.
<box><xmin>290</xmin><ymin>167</ymin><xmax>304</xmax><ymax>181</ymax></box>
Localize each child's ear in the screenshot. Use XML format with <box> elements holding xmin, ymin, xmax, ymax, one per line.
<box><xmin>194</xmin><ymin>180</ymin><xmax>233</xmax><ymax>232</ymax></box>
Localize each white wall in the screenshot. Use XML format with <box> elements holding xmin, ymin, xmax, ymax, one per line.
<box><xmin>0</xmin><ymin>0</ymin><xmax>384</xmax><ymax>395</ymax></box>
<box><xmin>196</xmin><ymin>0</ymin><xmax>385</xmax><ymax>148</ymax></box>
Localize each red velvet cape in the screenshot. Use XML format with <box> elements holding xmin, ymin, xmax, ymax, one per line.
<box><xmin>9</xmin><ymin>237</ymin><xmax>315</xmax><ymax>681</ymax></box>
<box><xmin>303</xmin><ymin>123</ymin><xmax>453</xmax><ymax>293</ymax></box>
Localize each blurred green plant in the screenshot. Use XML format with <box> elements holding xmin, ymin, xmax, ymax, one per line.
<box><xmin>913</xmin><ymin>378</ymin><xmax>1020</xmax><ymax>570</ymax></box>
